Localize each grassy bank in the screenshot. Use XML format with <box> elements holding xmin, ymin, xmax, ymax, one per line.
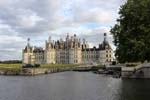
<box><xmin>0</xmin><ymin>64</ymin><xmax>22</xmax><ymax>69</ymax></box>
<box><xmin>0</xmin><ymin>64</ymin><xmax>83</xmax><ymax>69</ymax></box>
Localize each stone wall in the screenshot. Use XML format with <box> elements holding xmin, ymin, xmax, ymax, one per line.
<box><xmin>122</xmin><ymin>63</ymin><xmax>150</xmax><ymax>78</ymax></box>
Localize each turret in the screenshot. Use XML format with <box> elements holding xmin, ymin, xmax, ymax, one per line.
<box><xmin>74</xmin><ymin>34</ymin><xmax>77</xmax><ymax>39</ymax></box>
<box><xmin>27</xmin><ymin>38</ymin><xmax>31</xmax><ymax>52</ymax></box>
<box><xmin>83</xmin><ymin>38</ymin><xmax>85</xmax><ymax>45</ymax></box>
<box><xmin>104</xmin><ymin>33</ymin><xmax>107</xmax><ymax>43</ymax></box>
<box><xmin>27</xmin><ymin>38</ymin><xmax>30</xmax><ymax>48</ymax></box>
<box><xmin>45</xmin><ymin>36</ymin><xmax>53</xmax><ymax>50</ymax></box>
<box><xmin>82</xmin><ymin>38</ymin><xmax>86</xmax><ymax>49</ymax></box>
<box><xmin>66</xmin><ymin>33</ymin><xmax>69</xmax><ymax>41</ymax></box>
<box><xmin>100</xmin><ymin>33</ymin><xmax>111</xmax><ymax>50</ymax></box>
<box><xmin>103</xmin><ymin>33</ymin><xmax>109</xmax><ymax>46</ymax></box>
<box><xmin>85</xmin><ymin>41</ymin><xmax>89</xmax><ymax>48</ymax></box>
<box><xmin>66</xmin><ymin>33</ymin><xmax>69</xmax><ymax>49</ymax></box>
<box><xmin>48</xmin><ymin>36</ymin><xmax>51</xmax><ymax>42</ymax></box>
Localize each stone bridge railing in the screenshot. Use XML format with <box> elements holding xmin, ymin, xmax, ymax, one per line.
<box><xmin>122</xmin><ymin>63</ymin><xmax>150</xmax><ymax>78</ymax></box>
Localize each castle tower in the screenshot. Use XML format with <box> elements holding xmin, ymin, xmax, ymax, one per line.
<box><xmin>27</xmin><ymin>38</ymin><xmax>31</xmax><ymax>52</ymax></box>
<box><xmin>102</xmin><ymin>33</ymin><xmax>109</xmax><ymax>49</ymax></box>
<box><xmin>48</xmin><ymin>36</ymin><xmax>51</xmax><ymax>42</ymax></box>
<box><xmin>104</xmin><ymin>33</ymin><xmax>107</xmax><ymax>43</ymax></box>
<box><xmin>82</xmin><ymin>38</ymin><xmax>86</xmax><ymax>49</ymax></box>
<box><xmin>45</xmin><ymin>36</ymin><xmax>56</xmax><ymax>64</ymax></box>
<box><xmin>45</xmin><ymin>36</ymin><xmax>52</xmax><ymax>50</ymax></box>
<box><xmin>27</xmin><ymin>38</ymin><xmax>30</xmax><ymax>48</ymax></box>
<box><xmin>66</xmin><ymin>33</ymin><xmax>69</xmax><ymax>41</ymax></box>
<box><xmin>22</xmin><ymin>38</ymin><xmax>32</xmax><ymax>64</ymax></box>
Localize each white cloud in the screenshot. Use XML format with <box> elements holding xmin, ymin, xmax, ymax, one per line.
<box><xmin>0</xmin><ymin>0</ymin><xmax>126</xmax><ymax>60</ymax></box>
<box><xmin>20</xmin><ymin>13</ymin><xmax>44</xmax><ymax>27</ymax></box>
<box><xmin>0</xmin><ymin>0</ymin><xmax>15</xmax><ymax>7</ymax></box>
<box><xmin>0</xmin><ymin>35</ymin><xmax>24</xmax><ymax>44</ymax></box>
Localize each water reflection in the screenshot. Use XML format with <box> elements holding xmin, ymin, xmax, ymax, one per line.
<box><xmin>0</xmin><ymin>72</ymin><xmax>150</xmax><ymax>100</ymax></box>
<box><xmin>119</xmin><ymin>79</ymin><xmax>150</xmax><ymax>100</ymax></box>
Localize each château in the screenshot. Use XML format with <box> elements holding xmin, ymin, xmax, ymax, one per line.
<box><xmin>23</xmin><ymin>33</ymin><xmax>114</xmax><ymax>65</ymax></box>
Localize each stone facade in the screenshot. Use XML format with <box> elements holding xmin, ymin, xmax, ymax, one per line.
<box><xmin>22</xmin><ymin>33</ymin><xmax>114</xmax><ymax>65</ymax></box>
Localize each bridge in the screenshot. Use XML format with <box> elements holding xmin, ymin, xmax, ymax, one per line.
<box><xmin>122</xmin><ymin>63</ymin><xmax>150</xmax><ymax>78</ymax></box>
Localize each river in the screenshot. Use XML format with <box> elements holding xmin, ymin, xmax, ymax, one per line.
<box><xmin>0</xmin><ymin>71</ymin><xmax>150</xmax><ymax>100</ymax></box>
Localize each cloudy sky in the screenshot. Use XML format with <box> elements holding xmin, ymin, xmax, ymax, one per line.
<box><xmin>0</xmin><ymin>0</ymin><xmax>126</xmax><ymax>60</ymax></box>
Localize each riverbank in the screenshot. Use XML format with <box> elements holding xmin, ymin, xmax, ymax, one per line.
<box><xmin>0</xmin><ymin>64</ymin><xmax>92</xmax><ymax>76</ymax></box>
<box><xmin>0</xmin><ymin>63</ymin><xmax>121</xmax><ymax>76</ymax></box>
<box><xmin>0</xmin><ymin>67</ymin><xmax>73</xmax><ymax>76</ymax></box>
<box><xmin>0</xmin><ymin>64</ymin><xmax>82</xmax><ymax>69</ymax></box>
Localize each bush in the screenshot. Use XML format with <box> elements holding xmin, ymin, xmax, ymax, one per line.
<box><xmin>22</xmin><ymin>64</ymin><xmax>40</xmax><ymax>68</ymax></box>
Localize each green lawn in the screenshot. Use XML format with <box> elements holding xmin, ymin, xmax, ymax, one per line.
<box><xmin>0</xmin><ymin>64</ymin><xmax>22</xmax><ymax>69</ymax></box>
<box><xmin>0</xmin><ymin>63</ymin><xmax>83</xmax><ymax>69</ymax></box>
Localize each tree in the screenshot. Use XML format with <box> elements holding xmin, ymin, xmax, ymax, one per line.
<box><xmin>110</xmin><ymin>0</ymin><xmax>150</xmax><ymax>63</ymax></box>
<box><xmin>0</xmin><ymin>60</ymin><xmax>22</xmax><ymax>64</ymax></box>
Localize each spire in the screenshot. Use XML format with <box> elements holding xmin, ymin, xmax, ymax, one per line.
<box><xmin>79</xmin><ymin>38</ymin><xmax>81</xmax><ymax>42</ymax></box>
<box><xmin>83</xmin><ymin>38</ymin><xmax>86</xmax><ymax>44</ymax></box>
<box><xmin>66</xmin><ymin>33</ymin><xmax>70</xmax><ymax>42</ymax></box>
<box><xmin>67</xmin><ymin>33</ymin><xmax>69</xmax><ymax>38</ymax></box>
<box><xmin>104</xmin><ymin>33</ymin><xmax>107</xmax><ymax>42</ymax></box>
<box><xmin>27</xmin><ymin>38</ymin><xmax>30</xmax><ymax>47</ymax></box>
<box><xmin>67</xmin><ymin>33</ymin><xmax>69</xmax><ymax>37</ymax></box>
<box><xmin>102</xmin><ymin>33</ymin><xmax>109</xmax><ymax>49</ymax></box>
<box><xmin>48</xmin><ymin>36</ymin><xmax>51</xmax><ymax>42</ymax></box>
<box><xmin>74</xmin><ymin>34</ymin><xmax>76</xmax><ymax>37</ymax></box>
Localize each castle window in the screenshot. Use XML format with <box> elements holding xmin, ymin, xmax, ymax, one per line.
<box><xmin>106</xmin><ymin>54</ymin><xmax>108</xmax><ymax>57</ymax></box>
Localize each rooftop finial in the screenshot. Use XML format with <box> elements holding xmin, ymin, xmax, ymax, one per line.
<box><xmin>48</xmin><ymin>36</ymin><xmax>51</xmax><ymax>41</ymax></box>
<box><xmin>104</xmin><ymin>33</ymin><xmax>107</xmax><ymax>42</ymax></box>
<box><xmin>104</xmin><ymin>33</ymin><xmax>107</xmax><ymax>36</ymax></box>
<box><xmin>67</xmin><ymin>33</ymin><xmax>69</xmax><ymax>37</ymax></box>
<box><xmin>66</xmin><ymin>33</ymin><xmax>70</xmax><ymax>41</ymax></box>
<box><xmin>27</xmin><ymin>38</ymin><xmax>30</xmax><ymax>44</ymax></box>
<box><xmin>83</xmin><ymin>38</ymin><xmax>85</xmax><ymax>44</ymax></box>
<box><xmin>27</xmin><ymin>38</ymin><xmax>30</xmax><ymax>48</ymax></box>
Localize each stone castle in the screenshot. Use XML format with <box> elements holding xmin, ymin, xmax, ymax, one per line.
<box><xmin>22</xmin><ymin>33</ymin><xmax>114</xmax><ymax>65</ymax></box>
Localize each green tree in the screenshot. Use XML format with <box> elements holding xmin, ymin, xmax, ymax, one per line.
<box><xmin>110</xmin><ymin>0</ymin><xmax>150</xmax><ymax>63</ymax></box>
